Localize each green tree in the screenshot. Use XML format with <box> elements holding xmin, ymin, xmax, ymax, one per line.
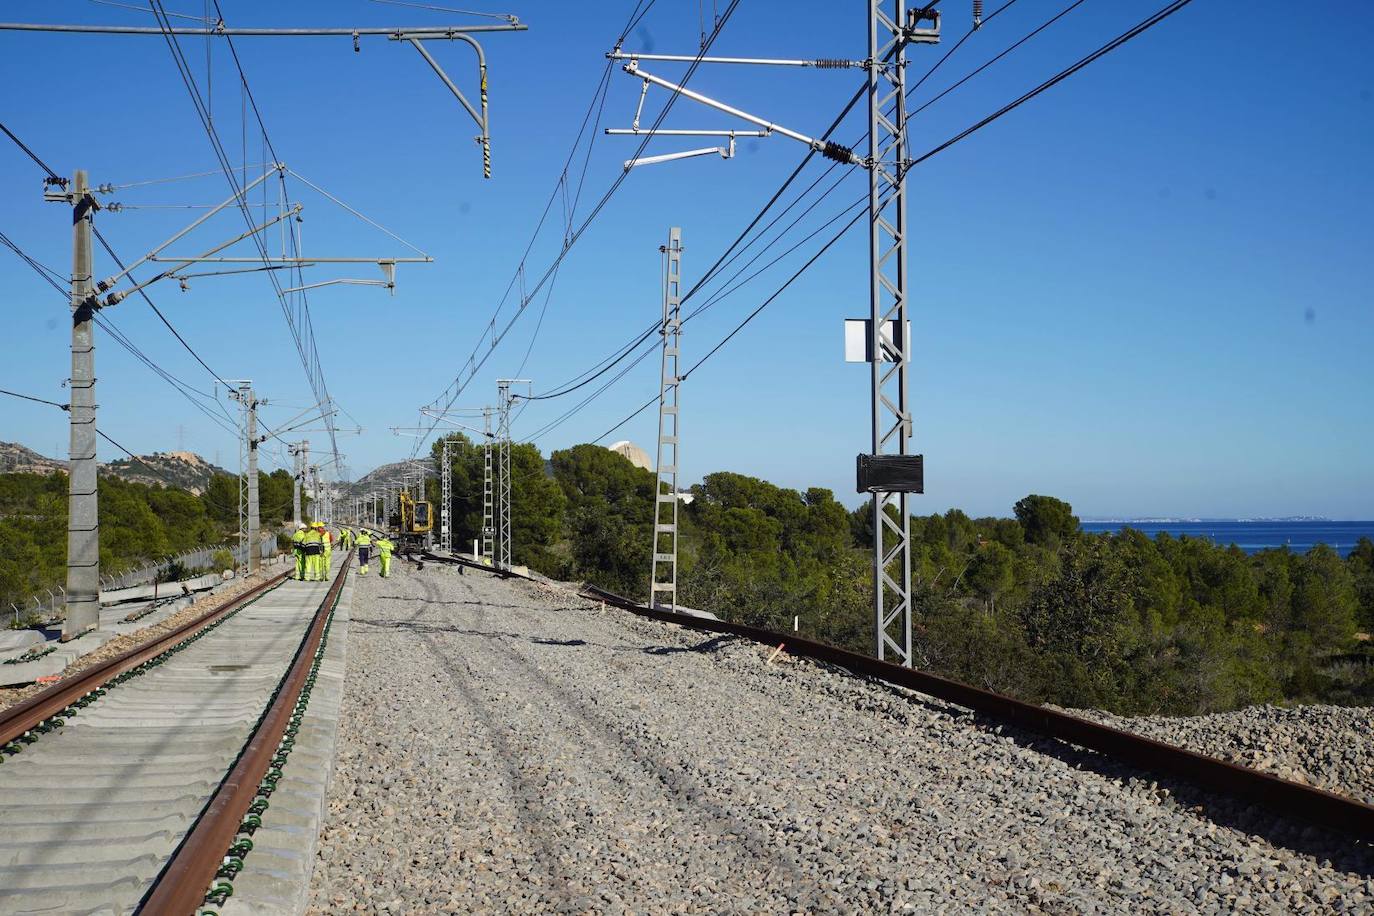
<box><xmin>1013</xmin><ymin>494</ymin><xmax>1079</xmax><ymax>548</ymax></box>
<box><xmin>1347</xmin><ymin>537</ymin><xmax>1374</xmax><ymax>631</ymax></box>
<box><xmin>965</xmin><ymin>541</ymin><xmax>1015</xmax><ymax>613</ymax></box>
<box><xmin>1287</xmin><ymin>544</ymin><xmax>1358</xmax><ymax>654</ymax></box>
<box><xmin>1018</xmin><ymin>538</ymin><xmax>1140</xmax><ymax>709</ymax></box>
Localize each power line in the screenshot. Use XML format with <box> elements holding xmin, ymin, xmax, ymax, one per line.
<box><xmin>908</xmin><ymin>0</ymin><xmax>1087</xmax><ymax>120</ymax></box>
<box><xmin>0</xmin><ymin>120</ymin><xmax>63</xmax><ymax>182</ymax></box>
<box><xmin>910</xmin><ymin>0</ymin><xmax>1196</xmax><ymax>168</ymax></box>
<box><xmin>0</xmin><ymin>387</ymin><xmax>68</xmax><ymax>411</ymax></box>
<box><xmin>545</xmin><ymin>0</ymin><xmax>1199</xmax><ymax>446</ymax></box>
<box><xmin>149</xmin><ymin>0</ymin><xmax>347</xmax><ymax>475</ymax></box>
<box><xmin>2</xmin><ymin>219</ymin><xmax>238</xmax><ymax>437</ymax></box>
<box><xmin>0</xmin><ymin>230</ymin><xmax>69</xmax><ymax>296</ymax></box>
<box><xmin>411</xmin><ymin>0</ymin><xmax>742</xmax><ymax>456</ymax></box>
<box><xmin>518</xmin><ymin>0</ymin><xmax>1088</xmax><ymax>415</ymax></box>
<box><xmin>90</xmin><ymin>225</ymin><xmax>231</xmax><ymax>389</ymax></box>
<box><xmin>0</xmin><ymin>384</ymin><xmax>220</xmax><ymax>490</ymax></box>
<box><xmin>587</xmin><ymin>203</ymin><xmax>869</xmax><ymax>446</ymax></box>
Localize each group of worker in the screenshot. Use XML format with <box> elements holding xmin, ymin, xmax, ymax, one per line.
<box><xmin>290</xmin><ymin>522</ymin><xmax>395</xmax><ymax>580</ymax></box>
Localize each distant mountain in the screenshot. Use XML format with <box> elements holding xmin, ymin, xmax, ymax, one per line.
<box><xmin>103</xmin><ymin>450</ymin><xmax>232</xmax><ymax>495</ymax></box>
<box><xmin>347</xmin><ymin>459</ymin><xmax>435</xmax><ymax>497</ymax></box>
<box><xmin>0</xmin><ymin>442</ymin><xmax>65</xmax><ymax>476</ymax></box>
<box><xmin>1</xmin><ymin>442</ymin><xmax>233</xmax><ymax>495</ymax></box>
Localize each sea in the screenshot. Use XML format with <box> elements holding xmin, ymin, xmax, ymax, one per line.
<box><xmin>1078</xmin><ymin>520</ymin><xmax>1374</xmax><ymax>557</ymax></box>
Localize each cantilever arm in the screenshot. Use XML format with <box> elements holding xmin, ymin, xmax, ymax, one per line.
<box><xmin>406</xmin><ymin>35</ymin><xmax>491</xmax><ymax>178</ymax></box>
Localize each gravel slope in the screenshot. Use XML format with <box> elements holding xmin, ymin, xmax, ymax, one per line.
<box><xmin>308</xmin><ymin>566</ymin><xmax>1372</xmax><ymax>914</ymax></box>
<box><xmin>1070</xmin><ymin>704</ymin><xmax>1374</xmax><ymax>807</ymax></box>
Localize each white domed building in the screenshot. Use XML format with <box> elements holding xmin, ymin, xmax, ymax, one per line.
<box><xmin>606</xmin><ymin>440</ymin><xmax>653</xmax><ymax>471</ymax></box>
<box><xmin>604</xmin><ymin>440</ymin><xmax>693</xmax><ymax>503</ymax></box>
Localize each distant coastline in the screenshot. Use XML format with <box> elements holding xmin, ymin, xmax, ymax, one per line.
<box><xmin>1082</xmin><ymin>516</ymin><xmax>1337</xmax><ymax>524</ymax></box>
<box><xmin>1079</xmin><ymin>518</ymin><xmax>1372</xmax><ymax>557</ymax></box>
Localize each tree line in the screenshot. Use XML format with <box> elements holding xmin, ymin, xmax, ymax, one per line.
<box><xmin>0</xmin><ymin>468</ymin><xmax>299</xmax><ymax>613</ymax></box>
<box><xmin>428</xmin><ymin>435</ymin><xmax>1374</xmax><ymax>716</ymax></box>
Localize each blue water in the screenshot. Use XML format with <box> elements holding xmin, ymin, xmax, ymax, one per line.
<box><xmin>1079</xmin><ymin>520</ymin><xmax>1374</xmax><ymax>557</ymax></box>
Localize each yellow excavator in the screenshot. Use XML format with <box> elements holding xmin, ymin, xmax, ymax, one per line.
<box><xmin>393</xmin><ymin>491</ymin><xmax>433</xmax><ymax>549</ymax></box>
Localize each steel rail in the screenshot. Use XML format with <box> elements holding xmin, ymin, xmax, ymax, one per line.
<box><xmin>0</xmin><ymin>569</ymin><xmax>288</xmax><ymax>747</ymax></box>
<box><xmin>138</xmin><ymin>551</ymin><xmax>353</xmax><ymax>913</ymax></box>
<box><xmin>579</xmin><ymin>584</ymin><xmax>1374</xmax><ymax>837</ymax></box>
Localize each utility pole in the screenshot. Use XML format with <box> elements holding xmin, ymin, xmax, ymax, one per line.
<box><xmin>494</xmin><ymin>380</ymin><xmax>529</xmax><ymax>570</ymax></box>
<box><xmin>604</xmin><ymin>2</ymin><xmax>936</xmax><ymax>666</ymax></box>
<box><xmin>230</xmin><ymin>383</ymin><xmax>264</xmax><ymax>576</ymax></box>
<box><xmin>864</xmin><ymin>0</ymin><xmax>931</xmax><ymax>667</ymax></box>
<box><xmin>649</xmin><ymin>227</ymin><xmax>683</xmax><ymax>611</ymax></box>
<box><xmin>482</xmin><ymin>407</ymin><xmax>494</xmax><ymax>562</ymax></box>
<box><xmin>56</xmin><ymin>170</ymin><xmax>100</xmax><ymax>639</ymax></box>
<box><xmin>440</xmin><ymin>436</ymin><xmax>453</xmax><ymax>553</ymax></box>
<box><xmin>289</xmin><ymin>440</ymin><xmax>309</xmax><ymax>526</ymax></box>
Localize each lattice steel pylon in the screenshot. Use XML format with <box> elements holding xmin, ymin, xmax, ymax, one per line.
<box><xmin>649</xmin><ymin>228</ymin><xmax>683</xmax><ymax>610</ymax></box>
<box><xmin>228</xmin><ymin>382</ymin><xmax>261</xmax><ymax>576</ymax></box>
<box><xmin>494</xmin><ymin>380</ymin><xmax>528</xmax><ymax>570</ymax></box>
<box><xmin>482</xmin><ymin>407</ymin><xmax>495</xmax><ymax>562</ymax></box>
<box><xmin>440</xmin><ymin>437</ymin><xmax>453</xmax><ymax>553</ymax></box>
<box><xmin>602</xmin><ymin>2</ymin><xmax>936</xmax><ymax>664</ymax></box>
<box><xmin>867</xmin><ymin>0</ymin><xmax>932</xmax><ymax>667</ymax></box>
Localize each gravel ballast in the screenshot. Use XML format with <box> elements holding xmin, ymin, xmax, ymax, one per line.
<box><xmin>308</xmin><ymin>566</ymin><xmax>1372</xmax><ymax>914</ymax></box>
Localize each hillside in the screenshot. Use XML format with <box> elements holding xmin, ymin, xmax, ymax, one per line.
<box><xmin>103</xmin><ymin>451</ymin><xmax>232</xmax><ymax>495</ymax></box>
<box><xmin>0</xmin><ymin>443</ymin><xmax>232</xmax><ymax>495</ymax></box>
<box><xmin>347</xmin><ymin>459</ymin><xmax>436</xmax><ymax>497</ymax></box>
<box><xmin>0</xmin><ymin>442</ymin><xmax>65</xmax><ymax>475</ymax></box>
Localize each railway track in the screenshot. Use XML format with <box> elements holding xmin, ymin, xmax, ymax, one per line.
<box><xmin>578</xmin><ymin>581</ymin><xmax>1374</xmax><ymax>839</ymax></box>
<box><xmin>0</xmin><ymin>553</ymin><xmax>352</xmax><ymax>914</ymax></box>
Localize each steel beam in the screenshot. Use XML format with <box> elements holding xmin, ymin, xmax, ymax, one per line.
<box><xmin>649</xmin><ymin>228</ymin><xmax>683</xmax><ymax>611</ymax></box>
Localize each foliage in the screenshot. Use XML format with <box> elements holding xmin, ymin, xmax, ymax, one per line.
<box><xmin>430</xmin><ymin>441</ymin><xmax>1369</xmax><ymax>717</ymax></box>
<box><xmin>0</xmin><ymin>468</ymin><xmax>277</xmax><ymax>609</ymax></box>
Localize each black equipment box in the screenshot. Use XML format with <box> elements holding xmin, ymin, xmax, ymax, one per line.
<box><xmin>856</xmin><ymin>454</ymin><xmax>924</xmax><ymax>494</ymax></box>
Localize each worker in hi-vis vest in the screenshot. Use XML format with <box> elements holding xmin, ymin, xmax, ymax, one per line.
<box><xmin>321</xmin><ymin>523</ymin><xmax>333</xmax><ymax>576</ymax></box>
<box><xmin>356</xmin><ymin>530</ymin><xmax>373</xmax><ymax>576</ymax></box>
<box><xmin>377</xmin><ymin>535</ymin><xmax>395</xmax><ymax>578</ymax></box>
<box><xmin>291</xmin><ymin>523</ymin><xmax>307</xmax><ymax>580</ymax></box>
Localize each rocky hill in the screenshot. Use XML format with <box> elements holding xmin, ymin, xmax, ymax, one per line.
<box><xmin>103</xmin><ymin>450</ymin><xmax>232</xmax><ymax>495</ymax></box>
<box><xmin>0</xmin><ymin>443</ymin><xmax>232</xmax><ymax>495</ymax></box>
<box><xmin>347</xmin><ymin>459</ymin><xmax>436</xmax><ymax>497</ymax></box>
<box><xmin>0</xmin><ymin>442</ymin><xmax>66</xmax><ymax>475</ymax></box>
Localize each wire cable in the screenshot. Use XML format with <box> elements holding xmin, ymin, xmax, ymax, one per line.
<box><xmin>537</xmin><ymin>0</ymin><xmax>1198</xmax><ymax>446</ymax></box>
<box><xmin>91</xmin><ymin>225</ymin><xmax>231</xmax><ymax>389</ymax></box>
<box><xmin>512</xmin><ymin>0</ymin><xmax>1070</xmax><ymax>410</ymax></box>
<box><xmin>0</xmin><ymin>387</ymin><xmax>68</xmax><ymax>411</ymax></box>
<box><xmin>0</xmin><ymin>120</ymin><xmax>63</xmax><ymax>181</ymax></box>
<box><xmin>911</xmin><ymin>0</ymin><xmax>1195</xmax><ymax>168</ymax></box>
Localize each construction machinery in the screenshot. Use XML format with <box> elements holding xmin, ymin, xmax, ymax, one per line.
<box><xmin>394</xmin><ymin>491</ymin><xmax>433</xmax><ymax>549</ymax></box>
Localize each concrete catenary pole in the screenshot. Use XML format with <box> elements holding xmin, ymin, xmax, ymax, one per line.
<box><xmin>290</xmin><ymin>441</ymin><xmax>305</xmax><ymax>527</ymax></box>
<box><xmin>62</xmin><ymin>169</ymin><xmax>100</xmax><ymax>638</ymax></box>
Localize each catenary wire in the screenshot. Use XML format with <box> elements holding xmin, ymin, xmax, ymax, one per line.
<box><xmin>408</xmin><ymin>0</ymin><xmax>739</xmax><ymax>455</ymax></box>
<box><xmin>541</xmin><ymin>0</ymin><xmax>1197</xmax><ymax>445</ymax></box>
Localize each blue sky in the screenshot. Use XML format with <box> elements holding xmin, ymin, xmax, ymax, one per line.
<box><xmin>1</xmin><ymin>0</ymin><xmax>1371</xmax><ymax>519</ymax></box>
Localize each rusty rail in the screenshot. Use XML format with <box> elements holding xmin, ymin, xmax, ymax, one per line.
<box><xmin>0</xmin><ymin>569</ymin><xmax>289</xmax><ymax>748</ymax></box>
<box><xmin>580</xmin><ymin>584</ymin><xmax>1374</xmax><ymax>837</ymax></box>
<box><xmin>138</xmin><ymin>551</ymin><xmax>353</xmax><ymax>913</ymax></box>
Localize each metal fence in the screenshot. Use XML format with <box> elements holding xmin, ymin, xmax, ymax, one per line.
<box><xmin>7</xmin><ymin>535</ymin><xmax>277</xmax><ymax>628</ymax></box>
